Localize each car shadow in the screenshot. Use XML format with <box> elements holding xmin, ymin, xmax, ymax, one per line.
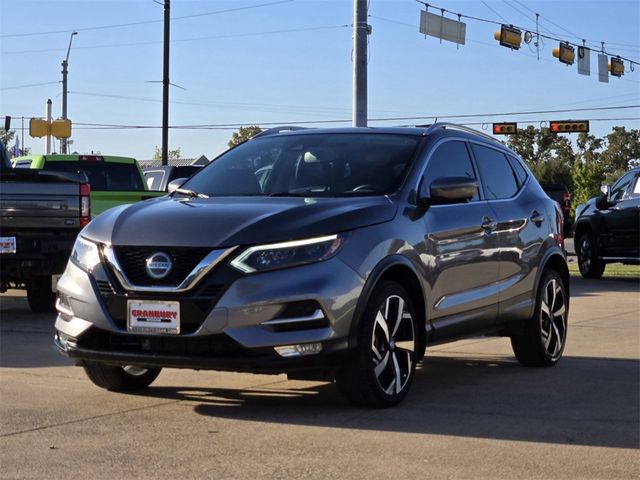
<box><xmin>135</xmin><ymin>354</ymin><xmax>639</xmax><ymax>450</ymax></box>
<box><xmin>570</xmin><ymin>275</ymin><xmax>640</xmax><ymax>297</ymax></box>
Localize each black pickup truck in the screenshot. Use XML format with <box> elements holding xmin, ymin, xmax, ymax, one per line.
<box><xmin>0</xmin><ymin>143</ymin><xmax>91</xmax><ymax>312</ymax></box>
<box><xmin>574</xmin><ymin>168</ymin><xmax>640</xmax><ymax>278</ymax></box>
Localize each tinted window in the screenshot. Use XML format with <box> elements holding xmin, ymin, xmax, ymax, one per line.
<box><xmin>14</xmin><ymin>160</ymin><xmax>32</xmax><ymax>169</ymax></box>
<box><xmin>471</xmin><ymin>144</ymin><xmax>518</xmax><ymax>200</ymax></box>
<box><xmin>509</xmin><ymin>155</ymin><xmax>528</xmax><ymax>186</ymax></box>
<box><xmin>185</xmin><ymin>134</ymin><xmax>419</xmax><ymax>197</ymax></box>
<box><xmin>43</xmin><ymin>161</ymin><xmax>144</xmax><ymax>191</ymax></box>
<box><xmin>633</xmin><ymin>175</ymin><xmax>640</xmax><ymax>196</ymax></box>
<box><xmin>610</xmin><ymin>171</ymin><xmax>635</xmax><ymax>202</ymax></box>
<box><xmin>424</xmin><ymin>141</ymin><xmax>478</xmax><ymax>201</ymax></box>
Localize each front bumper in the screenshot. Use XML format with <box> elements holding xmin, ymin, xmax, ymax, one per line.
<box><xmin>54</xmin><ymin>255</ymin><xmax>364</xmax><ymax>373</ymax></box>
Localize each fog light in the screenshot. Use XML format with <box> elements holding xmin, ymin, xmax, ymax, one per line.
<box><xmin>56</xmin><ymin>295</ymin><xmax>74</xmax><ymax>319</ymax></box>
<box><xmin>274</xmin><ymin>343</ymin><xmax>323</xmax><ymax>357</ymax></box>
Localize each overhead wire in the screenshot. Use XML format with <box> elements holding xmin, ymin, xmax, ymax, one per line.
<box><xmin>0</xmin><ymin>0</ymin><xmax>294</xmax><ymax>38</ymax></box>
<box><xmin>0</xmin><ymin>81</ymin><xmax>60</xmax><ymax>91</ymax></box>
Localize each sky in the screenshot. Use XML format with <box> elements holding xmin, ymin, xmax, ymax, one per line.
<box><xmin>1</xmin><ymin>0</ymin><xmax>639</xmax><ymax>161</ymax></box>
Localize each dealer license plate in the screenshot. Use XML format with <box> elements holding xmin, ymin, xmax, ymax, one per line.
<box><xmin>0</xmin><ymin>237</ymin><xmax>16</xmax><ymax>254</ymax></box>
<box><xmin>127</xmin><ymin>300</ymin><xmax>180</xmax><ymax>334</ymax></box>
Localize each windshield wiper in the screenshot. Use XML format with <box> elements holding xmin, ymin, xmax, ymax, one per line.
<box><xmin>174</xmin><ymin>188</ymin><xmax>209</xmax><ymax>199</ymax></box>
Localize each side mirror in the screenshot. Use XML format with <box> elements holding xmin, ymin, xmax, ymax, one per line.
<box><xmin>167</xmin><ymin>177</ymin><xmax>188</xmax><ymax>193</ymax></box>
<box><xmin>595</xmin><ymin>184</ymin><xmax>611</xmax><ymax>210</ymax></box>
<box><xmin>420</xmin><ymin>176</ymin><xmax>478</xmax><ymax>205</ymax></box>
<box><xmin>600</xmin><ymin>184</ymin><xmax>610</xmax><ymax>197</ymax></box>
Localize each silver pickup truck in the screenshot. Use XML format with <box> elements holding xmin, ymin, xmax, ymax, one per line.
<box><xmin>0</xmin><ymin>143</ymin><xmax>91</xmax><ymax>312</ymax></box>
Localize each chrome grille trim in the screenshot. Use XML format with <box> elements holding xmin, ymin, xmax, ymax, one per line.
<box><xmin>102</xmin><ymin>245</ymin><xmax>237</xmax><ymax>293</ymax></box>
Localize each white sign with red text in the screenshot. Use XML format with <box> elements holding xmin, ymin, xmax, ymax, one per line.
<box><xmin>128</xmin><ymin>300</ymin><xmax>180</xmax><ymax>334</ymax></box>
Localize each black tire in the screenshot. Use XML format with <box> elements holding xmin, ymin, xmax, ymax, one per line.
<box><xmin>26</xmin><ymin>276</ymin><xmax>56</xmax><ymax>313</ymax></box>
<box><xmin>511</xmin><ymin>269</ymin><xmax>568</xmax><ymax>367</ymax></box>
<box><xmin>83</xmin><ymin>362</ymin><xmax>161</xmax><ymax>391</ymax></box>
<box><xmin>576</xmin><ymin>232</ymin><xmax>605</xmax><ymax>279</ymax></box>
<box><xmin>336</xmin><ymin>281</ymin><xmax>419</xmax><ymax>407</ymax></box>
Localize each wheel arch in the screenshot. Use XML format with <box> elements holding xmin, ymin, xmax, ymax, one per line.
<box><xmin>538</xmin><ymin>250</ymin><xmax>570</xmax><ymax>301</ymax></box>
<box><xmin>349</xmin><ymin>255</ymin><xmax>428</xmax><ymax>359</ymax></box>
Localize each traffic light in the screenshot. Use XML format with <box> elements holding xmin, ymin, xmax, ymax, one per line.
<box><xmin>51</xmin><ymin>119</ymin><xmax>72</xmax><ymax>138</ymax></box>
<box><xmin>494</xmin><ymin>25</ymin><xmax>521</xmax><ymax>50</ymax></box>
<box><xmin>550</xmin><ymin>121</ymin><xmax>589</xmax><ymax>133</ymax></box>
<box><xmin>553</xmin><ymin>42</ymin><xmax>575</xmax><ymax>65</ymax></box>
<box><xmin>609</xmin><ymin>57</ymin><xmax>624</xmax><ymax>77</ymax></box>
<box><xmin>29</xmin><ymin>118</ymin><xmax>50</xmax><ymax>137</ymax></box>
<box><xmin>493</xmin><ymin>122</ymin><xmax>518</xmax><ymax>135</ymax></box>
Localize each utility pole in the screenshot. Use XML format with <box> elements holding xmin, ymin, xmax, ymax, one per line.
<box><xmin>46</xmin><ymin>99</ymin><xmax>52</xmax><ymax>154</ymax></box>
<box><xmin>353</xmin><ymin>0</ymin><xmax>368</xmax><ymax>127</ymax></box>
<box><xmin>162</xmin><ymin>0</ymin><xmax>170</xmax><ymax>166</ymax></box>
<box><xmin>61</xmin><ymin>32</ymin><xmax>77</xmax><ymax>154</ymax></box>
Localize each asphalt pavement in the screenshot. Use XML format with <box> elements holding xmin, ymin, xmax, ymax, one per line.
<box><xmin>1</xmin><ymin>273</ymin><xmax>638</xmax><ymax>480</ymax></box>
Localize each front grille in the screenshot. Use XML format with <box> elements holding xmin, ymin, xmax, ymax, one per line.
<box><xmin>113</xmin><ymin>246</ymin><xmax>211</xmax><ymax>286</ymax></box>
<box><xmin>79</xmin><ymin>328</ymin><xmax>251</xmax><ymax>357</ymax></box>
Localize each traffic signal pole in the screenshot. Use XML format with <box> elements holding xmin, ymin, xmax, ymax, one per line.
<box><xmin>61</xmin><ymin>32</ymin><xmax>77</xmax><ymax>154</ymax></box>
<box><xmin>353</xmin><ymin>0</ymin><xmax>368</xmax><ymax>127</ymax></box>
<box><xmin>161</xmin><ymin>0</ymin><xmax>170</xmax><ymax>166</ymax></box>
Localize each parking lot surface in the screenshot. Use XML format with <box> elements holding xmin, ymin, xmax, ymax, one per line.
<box><xmin>1</xmin><ymin>274</ymin><xmax>638</xmax><ymax>480</ymax></box>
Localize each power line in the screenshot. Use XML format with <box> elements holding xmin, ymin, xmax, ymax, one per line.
<box><xmin>1</xmin><ymin>24</ymin><xmax>350</xmax><ymax>55</ymax></box>
<box><xmin>0</xmin><ymin>81</ymin><xmax>60</xmax><ymax>91</ymax></box>
<box><xmin>0</xmin><ymin>0</ymin><xmax>294</xmax><ymax>38</ymax></box>
<box><xmin>480</xmin><ymin>0</ymin><xmax>510</xmax><ymax>24</ymax></box>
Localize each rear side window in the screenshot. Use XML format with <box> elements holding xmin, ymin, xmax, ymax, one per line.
<box><xmin>43</xmin><ymin>161</ymin><xmax>144</xmax><ymax>191</ymax></box>
<box><xmin>144</xmin><ymin>170</ymin><xmax>165</xmax><ymax>190</ymax></box>
<box><xmin>508</xmin><ymin>155</ymin><xmax>528</xmax><ymax>186</ymax></box>
<box><xmin>471</xmin><ymin>144</ymin><xmax>519</xmax><ymax>200</ymax></box>
<box><xmin>424</xmin><ymin>141</ymin><xmax>479</xmax><ymax>201</ymax></box>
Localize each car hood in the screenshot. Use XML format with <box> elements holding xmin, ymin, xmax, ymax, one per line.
<box><xmin>82</xmin><ymin>195</ymin><xmax>397</xmax><ymax>247</ymax></box>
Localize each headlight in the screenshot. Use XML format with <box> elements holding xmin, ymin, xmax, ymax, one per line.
<box><xmin>230</xmin><ymin>234</ymin><xmax>344</xmax><ymax>273</ymax></box>
<box><xmin>70</xmin><ymin>236</ymin><xmax>101</xmax><ymax>272</ymax></box>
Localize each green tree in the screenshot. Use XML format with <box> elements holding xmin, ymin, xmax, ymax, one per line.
<box><xmin>0</xmin><ymin>129</ymin><xmax>16</xmax><ymax>147</ymax></box>
<box><xmin>506</xmin><ymin>126</ymin><xmax>574</xmax><ymax>187</ymax></box>
<box><xmin>228</xmin><ymin>126</ymin><xmax>262</xmax><ymax>148</ymax></box>
<box><xmin>153</xmin><ymin>146</ymin><xmax>182</xmax><ymax>161</ymax></box>
<box><xmin>599</xmin><ymin>127</ymin><xmax>640</xmax><ymax>181</ymax></box>
<box><xmin>571</xmin><ymin>159</ymin><xmax>605</xmax><ymax>218</ymax></box>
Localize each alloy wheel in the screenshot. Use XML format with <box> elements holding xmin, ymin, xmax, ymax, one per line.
<box><xmin>371</xmin><ymin>295</ymin><xmax>415</xmax><ymax>395</ymax></box>
<box><xmin>539</xmin><ymin>278</ymin><xmax>567</xmax><ymax>360</ymax></box>
<box><xmin>579</xmin><ymin>236</ymin><xmax>591</xmax><ymax>274</ymax></box>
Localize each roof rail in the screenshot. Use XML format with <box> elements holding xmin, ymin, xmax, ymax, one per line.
<box><xmin>251</xmin><ymin>126</ymin><xmax>309</xmax><ymax>139</ymax></box>
<box><xmin>426</xmin><ymin>122</ymin><xmax>502</xmax><ymax>144</ymax></box>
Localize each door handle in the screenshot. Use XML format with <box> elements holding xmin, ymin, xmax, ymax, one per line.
<box><xmin>481</xmin><ymin>216</ymin><xmax>497</xmax><ymax>232</ymax></box>
<box><xmin>530</xmin><ymin>211</ymin><xmax>544</xmax><ymax>225</ymax></box>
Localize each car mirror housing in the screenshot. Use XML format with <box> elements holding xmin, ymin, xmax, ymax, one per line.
<box><xmin>167</xmin><ymin>178</ymin><xmax>188</xmax><ymax>193</ymax></box>
<box><xmin>595</xmin><ymin>193</ymin><xmax>610</xmax><ymax>210</ymax></box>
<box><xmin>423</xmin><ymin>176</ymin><xmax>478</xmax><ymax>205</ymax></box>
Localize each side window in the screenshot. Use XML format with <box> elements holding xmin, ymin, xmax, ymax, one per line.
<box><xmin>471</xmin><ymin>144</ymin><xmax>519</xmax><ymax>200</ymax></box>
<box><xmin>424</xmin><ymin>141</ymin><xmax>479</xmax><ymax>201</ymax></box>
<box><xmin>610</xmin><ymin>171</ymin><xmax>635</xmax><ymax>202</ymax></box>
<box><xmin>14</xmin><ymin>160</ymin><xmax>32</xmax><ymax>168</ymax></box>
<box><xmin>508</xmin><ymin>155</ymin><xmax>528</xmax><ymax>187</ymax></box>
<box><xmin>632</xmin><ymin>175</ymin><xmax>640</xmax><ymax>196</ymax></box>
<box><xmin>144</xmin><ymin>171</ymin><xmax>164</xmax><ymax>190</ymax></box>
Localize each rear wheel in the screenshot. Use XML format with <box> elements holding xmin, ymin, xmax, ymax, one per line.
<box><xmin>577</xmin><ymin>232</ymin><xmax>605</xmax><ymax>279</ymax></box>
<box><xmin>83</xmin><ymin>362</ymin><xmax>161</xmax><ymax>391</ymax></box>
<box><xmin>26</xmin><ymin>276</ymin><xmax>56</xmax><ymax>313</ymax></box>
<box><xmin>336</xmin><ymin>281</ymin><xmax>418</xmax><ymax>407</ymax></box>
<box><xmin>511</xmin><ymin>270</ymin><xmax>568</xmax><ymax>367</ymax></box>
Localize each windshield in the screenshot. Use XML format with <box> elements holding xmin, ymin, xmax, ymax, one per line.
<box><xmin>183</xmin><ymin>133</ymin><xmax>421</xmax><ymax>197</ymax></box>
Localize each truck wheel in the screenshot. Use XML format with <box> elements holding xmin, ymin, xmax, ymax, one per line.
<box><xmin>511</xmin><ymin>269</ymin><xmax>568</xmax><ymax>367</ymax></box>
<box><xmin>26</xmin><ymin>276</ymin><xmax>56</xmax><ymax>313</ymax></box>
<box><xmin>83</xmin><ymin>362</ymin><xmax>161</xmax><ymax>391</ymax></box>
<box><xmin>576</xmin><ymin>232</ymin><xmax>605</xmax><ymax>279</ymax></box>
<box><xmin>336</xmin><ymin>281</ymin><xmax>418</xmax><ymax>407</ymax></box>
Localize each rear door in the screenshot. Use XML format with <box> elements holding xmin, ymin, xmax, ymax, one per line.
<box><xmin>601</xmin><ymin>171</ymin><xmax>640</xmax><ymax>257</ymax></box>
<box><xmin>421</xmin><ymin>139</ymin><xmax>501</xmax><ymax>340</ymax></box>
<box><xmin>469</xmin><ymin>143</ymin><xmax>547</xmax><ymax>322</ymax></box>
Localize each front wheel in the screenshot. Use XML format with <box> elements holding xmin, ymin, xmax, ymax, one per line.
<box><xmin>577</xmin><ymin>233</ymin><xmax>605</xmax><ymax>279</ymax></box>
<box><xmin>336</xmin><ymin>281</ymin><xmax>419</xmax><ymax>407</ymax></box>
<box><xmin>511</xmin><ymin>270</ymin><xmax>568</xmax><ymax>367</ymax></box>
<box><xmin>83</xmin><ymin>362</ymin><xmax>161</xmax><ymax>391</ymax></box>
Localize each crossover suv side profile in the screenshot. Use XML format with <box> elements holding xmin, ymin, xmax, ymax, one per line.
<box><xmin>54</xmin><ymin>124</ymin><xmax>569</xmax><ymax>407</ymax></box>
<box><xmin>574</xmin><ymin>168</ymin><xmax>640</xmax><ymax>278</ymax></box>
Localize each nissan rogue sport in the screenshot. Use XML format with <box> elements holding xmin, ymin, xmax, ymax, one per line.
<box><xmin>55</xmin><ymin>124</ymin><xmax>569</xmax><ymax>407</ymax></box>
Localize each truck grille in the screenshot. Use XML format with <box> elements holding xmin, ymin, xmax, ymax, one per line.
<box><xmin>112</xmin><ymin>246</ymin><xmax>211</xmax><ymax>286</ymax></box>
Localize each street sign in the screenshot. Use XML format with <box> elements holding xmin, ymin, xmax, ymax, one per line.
<box><xmin>577</xmin><ymin>47</ymin><xmax>591</xmax><ymax>76</ymax></box>
<box><xmin>420</xmin><ymin>11</ymin><xmax>466</xmax><ymax>45</ymax></box>
<box><xmin>598</xmin><ymin>54</ymin><xmax>609</xmax><ymax>83</ymax></box>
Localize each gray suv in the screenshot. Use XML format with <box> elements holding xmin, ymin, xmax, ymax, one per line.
<box><xmin>55</xmin><ymin>124</ymin><xmax>569</xmax><ymax>407</ymax></box>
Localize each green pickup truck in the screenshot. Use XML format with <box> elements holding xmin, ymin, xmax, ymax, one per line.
<box><xmin>12</xmin><ymin>154</ymin><xmax>164</xmax><ymax>216</ymax></box>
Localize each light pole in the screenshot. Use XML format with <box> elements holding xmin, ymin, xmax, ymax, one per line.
<box><xmin>61</xmin><ymin>31</ymin><xmax>77</xmax><ymax>154</ymax></box>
